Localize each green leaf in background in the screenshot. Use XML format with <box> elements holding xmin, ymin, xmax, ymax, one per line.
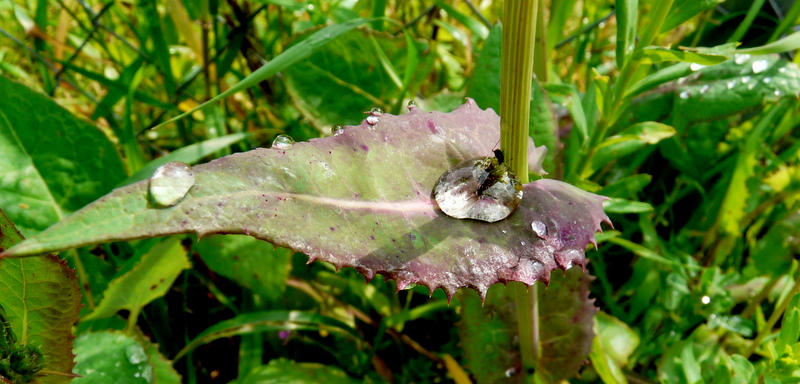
<box><xmin>636</xmin><ymin>47</ymin><xmax>728</xmax><ymax>65</ymax></box>
<box><xmin>194</xmin><ymin>235</ymin><xmax>291</xmax><ymax>303</ymax></box>
<box><xmin>0</xmin><ymin>76</ymin><xmax>126</xmax><ymax>236</ymax></box>
<box><xmin>83</xmin><ymin>237</ymin><xmax>190</xmax><ymax>324</ymax></box>
<box><xmin>236</xmin><ymin>358</ymin><xmax>363</xmax><ymax>384</ymax></box>
<box><xmin>3</xmin><ymin>101</ymin><xmax>609</xmax><ymax>300</ymax></box>
<box><xmin>284</xmin><ymin>29</ymin><xmax>433</xmax><ymax>131</ymax></box>
<box><xmin>72</xmin><ymin>331</ymin><xmax>152</xmax><ymax>384</ymax></box>
<box><xmin>737</xmin><ymin>31</ymin><xmax>800</xmax><ymax>55</ymax></box>
<box><xmin>0</xmin><ymin>208</ymin><xmax>81</xmax><ymax>383</ymax></box>
<box><xmin>660</xmin><ymin>0</ymin><xmax>724</xmax><ymax>32</ymax></box>
<box><xmin>616</xmin><ymin>0</ymin><xmax>637</xmax><ymax>70</ymax></box>
<box><xmin>544</xmin><ymin>83</ymin><xmax>589</xmax><ymax>146</ymax></box>
<box><xmin>585</xmin><ymin>122</ymin><xmax>676</xmax><ymax>177</ymax></box>
<box><xmin>748</xmin><ymin>209</ymin><xmax>800</xmax><ymax>277</ymax></box>
<box><xmin>589</xmin><ymin>311</ymin><xmax>640</xmax><ymax>384</ymax></box>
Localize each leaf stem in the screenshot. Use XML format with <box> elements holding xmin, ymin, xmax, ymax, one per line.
<box><xmin>501</xmin><ymin>0</ymin><xmax>539</xmax><ymax>374</ymax></box>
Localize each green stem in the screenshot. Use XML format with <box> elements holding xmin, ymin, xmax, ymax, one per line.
<box><xmin>501</xmin><ymin>0</ymin><xmax>539</xmax><ymax>374</ymax></box>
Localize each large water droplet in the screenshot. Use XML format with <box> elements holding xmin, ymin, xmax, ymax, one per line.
<box><xmin>407</xmin><ymin>100</ymin><xmax>417</xmax><ymax>109</ymax></box>
<box><xmin>331</xmin><ymin>124</ymin><xmax>345</xmax><ymax>136</ymax></box>
<box><xmin>433</xmin><ymin>157</ymin><xmax>523</xmax><ymax>223</ymax></box>
<box><xmin>531</xmin><ymin>221</ymin><xmax>547</xmax><ymax>238</ymax></box>
<box><xmin>272</xmin><ymin>134</ymin><xmax>294</xmax><ymax>149</ymax></box>
<box><xmin>734</xmin><ymin>54</ymin><xmax>751</xmax><ymax>65</ymax></box>
<box><xmin>679</xmin><ymin>90</ymin><xmax>691</xmax><ymax>99</ymax></box>
<box><xmin>752</xmin><ymin>59</ymin><xmax>769</xmax><ymax>74</ymax></box>
<box><xmin>149</xmin><ymin>162</ymin><xmax>195</xmax><ymax>207</ymax></box>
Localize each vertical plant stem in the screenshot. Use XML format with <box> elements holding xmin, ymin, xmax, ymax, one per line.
<box><xmin>501</xmin><ymin>0</ymin><xmax>539</xmax><ymax>374</ymax></box>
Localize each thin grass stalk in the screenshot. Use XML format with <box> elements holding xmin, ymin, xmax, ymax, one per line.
<box><xmin>501</xmin><ymin>0</ymin><xmax>539</xmax><ymax>374</ymax></box>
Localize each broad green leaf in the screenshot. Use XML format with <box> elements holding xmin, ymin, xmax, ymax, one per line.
<box><xmin>160</xmin><ymin>18</ymin><xmax>376</xmax><ymax>128</ymax></box>
<box><xmin>121</xmin><ymin>133</ymin><xmax>251</xmax><ymax>186</ymax></box>
<box><xmin>660</xmin><ymin>0</ymin><xmax>724</xmax><ymax>32</ymax></box>
<box><xmin>72</xmin><ymin>332</ymin><xmax>152</xmax><ymax>384</ymax></box>
<box><xmin>544</xmin><ymin>83</ymin><xmax>589</xmax><ymax>145</ymax></box>
<box><xmin>538</xmin><ymin>268</ymin><xmax>596</xmax><ymax>380</ymax></box>
<box><xmin>83</xmin><ymin>237</ymin><xmax>190</xmax><ymax>321</ymax></box>
<box><xmin>0</xmin><ymin>209</ymin><xmax>80</xmax><ymax>383</ymax></box>
<box><xmin>590</xmin><ymin>311</ymin><xmax>640</xmax><ymax>384</ymax></box>
<box><xmin>283</xmin><ymin>29</ymin><xmax>433</xmax><ymax>130</ymax></box>
<box><xmin>3</xmin><ymin>100</ymin><xmax>610</xmax><ymax>299</ymax></box>
<box><xmin>194</xmin><ymin>235</ymin><xmax>291</xmax><ymax>302</ymax></box>
<box><xmin>0</xmin><ymin>76</ymin><xmax>126</xmax><ymax>236</ymax></box>
<box><xmin>178</xmin><ymin>311</ymin><xmax>359</xmax><ymax>359</ymax></box>
<box><xmin>237</xmin><ymin>358</ymin><xmax>362</xmax><ymax>384</ymax></box>
<box><xmin>135</xmin><ymin>331</ymin><xmax>181</xmax><ymax>384</ymax></box>
<box><xmin>636</xmin><ymin>47</ymin><xmax>728</xmax><ymax>65</ymax></box>
<box><xmin>616</xmin><ymin>0</ymin><xmax>637</xmax><ymax>69</ymax></box>
<box><xmin>748</xmin><ymin>206</ymin><xmax>800</xmax><ymax>276</ymax></box>
<box><xmin>585</xmin><ymin>122</ymin><xmax>676</xmax><ymax>177</ymax></box>
<box><xmin>737</xmin><ymin>31</ymin><xmax>800</xmax><ymax>55</ymax></box>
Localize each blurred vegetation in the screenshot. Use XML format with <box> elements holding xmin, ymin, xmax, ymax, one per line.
<box><xmin>2</xmin><ymin>0</ymin><xmax>800</xmax><ymax>383</ymax></box>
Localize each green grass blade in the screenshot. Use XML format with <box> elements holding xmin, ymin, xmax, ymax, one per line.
<box><xmin>616</xmin><ymin>0</ymin><xmax>638</xmax><ymax>69</ymax></box>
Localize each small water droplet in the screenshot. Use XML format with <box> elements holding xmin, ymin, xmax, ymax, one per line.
<box><xmin>752</xmin><ymin>59</ymin><xmax>769</xmax><ymax>74</ymax></box>
<box><xmin>531</xmin><ymin>221</ymin><xmax>547</xmax><ymax>238</ymax></box>
<box><xmin>747</xmin><ymin>82</ymin><xmax>756</xmax><ymax>90</ymax></box>
<box><xmin>407</xmin><ymin>100</ymin><xmax>417</xmax><ymax>109</ymax></box>
<box><xmin>690</xmin><ymin>63</ymin><xmax>706</xmax><ymax>71</ymax></box>
<box><xmin>149</xmin><ymin>162</ymin><xmax>195</xmax><ymax>207</ymax></box>
<box><xmin>762</xmin><ymin>77</ymin><xmax>772</xmax><ymax>84</ymax></box>
<box><xmin>779</xmin><ymin>67</ymin><xmax>788</xmax><ymax>73</ymax></box>
<box><xmin>433</xmin><ymin>157</ymin><xmax>523</xmax><ymax>223</ymax></box>
<box><xmin>331</xmin><ymin>124</ymin><xmax>345</xmax><ymax>136</ymax></box>
<box><xmin>520</xmin><ymin>241</ymin><xmax>527</xmax><ymax>246</ymax></box>
<box><xmin>727</xmin><ymin>80</ymin><xmax>736</xmax><ymax>89</ymax></box>
<box><xmin>679</xmin><ymin>90</ymin><xmax>691</xmax><ymax>99</ymax></box>
<box><xmin>774</xmin><ymin>90</ymin><xmax>782</xmax><ymax>97</ymax></box>
<box><xmin>366</xmin><ymin>115</ymin><xmax>380</xmax><ymax>125</ymax></box>
<box><xmin>701</xmin><ymin>295</ymin><xmax>711</xmax><ymax>305</ymax></box>
<box><xmin>734</xmin><ymin>54</ymin><xmax>751</xmax><ymax>65</ymax></box>
<box><xmin>699</xmin><ymin>85</ymin><xmax>710</xmax><ymax>94</ymax></box>
<box><xmin>126</xmin><ymin>344</ymin><xmax>147</xmax><ymax>365</ymax></box>
<box><xmin>741</xmin><ymin>76</ymin><xmax>751</xmax><ymax>84</ymax></box>
<box><xmin>272</xmin><ymin>134</ymin><xmax>294</xmax><ymax>149</ymax></box>
<box><xmin>369</xmin><ymin>107</ymin><xmax>383</xmax><ymax>116</ymax></box>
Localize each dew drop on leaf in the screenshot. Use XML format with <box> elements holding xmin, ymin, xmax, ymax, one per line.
<box><xmin>531</xmin><ymin>220</ymin><xmax>547</xmax><ymax>238</ymax></box>
<box><xmin>734</xmin><ymin>54</ymin><xmax>751</xmax><ymax>65</ymax></box>
<box><xmin>271</xmin><ymin>134</ymin><xmax>294</xmax><ymax>149</ymax></box>
<box><xmin>331</xmin><ymin>124</ymin><xmax>345</xmax><ymax>136</ymax></box>
<box><xmin>741</xmin><ymin>76</ymin><xmax>751</xmax><ymax>84</ymax></box>
<box><xmin>752</xmin><ymin>59</ymin><xmax>769</xmax><ymax>74</ymax></box>
<box><xmin>149</xmin><ymin>161</ymin><xmax>195</xmax><ymax>207</ymax></box>
<box><xmin>432</xmin><ymin>157</ymin><xmax>523</xmax><ymax>223</ymax></box>
<box><xmin>679</xmin><ymin>90</ymin><xmax>690</xmax><ymax>99</ymax></box>
<box><xmin>369</xmin><ymin>107</ymin><xmax>383</xmax><ymax>116</ymax></box>
<box><xmin>407</xmin><ymin>100</ymin><xmax>417</xmax><ymax>109</ymax></box>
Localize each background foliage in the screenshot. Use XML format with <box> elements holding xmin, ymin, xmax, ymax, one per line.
<box><xmin>2</xmin><ymin>0</ymin><xmax>800</xmax><ymax>383</ymax></box>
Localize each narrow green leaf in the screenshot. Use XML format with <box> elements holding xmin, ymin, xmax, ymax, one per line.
<box><xmin>660</xmin><ymin>0</ymin><xmax>724</xmax><ymax>32</ymax></box>
<box><xmin>775</xmin><ymin>308</ymin><xmax>800</xmax><ymax>354</ymax></box>
<box><xmin>433</xmin><ymin>0</ymin><xmax>489</xmax><ymax>40</ymax></box>
<box><xmin>727</xmin><ymin>0</ymin><xmax>767</xmax><ymax>44</ymax></box>
<box><xmin>586</xmin><ymin>122</ymin><xmax>675</xmax><ymax>176</ymax></box>
<box><xmin>625</xmin><ymin>62</ymin><xmax>692</xmax><ymax>99</ymax></box>
<box><xmin>239</xmin><ymin>359</ymin><xmax>362</xmax><ymax>384</ymax></box>
<box><xmin>636</xmin><ymin>47</ymin><xmax>728</xmax><ymax>65</ymax></box>
<box><xmin>616</xmin><ymin>0</ymin><xmax>638</xmax><ymax>69</ymax></box>
<box><xmin>603</xmin><ymin>198</ymin><xmax>654</xmax><ymax>213</ymax></box>
<box><xmin>544</xmin><ymin>83</ymin><xmax>589</xmax><ymax>145</ymax></box>
<box><xmin>158</xmin><ymin>18</ymin><xmax>376</xmax><ymax>128</ymax></box>
<box><xmin>737</xmin><ymin>31</ymin><xmax>800</xmax><ymax>55</ymax></box>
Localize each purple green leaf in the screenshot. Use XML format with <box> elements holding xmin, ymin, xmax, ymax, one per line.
<box><xmin>2</xmin><ymin>100</ymin><xmax>610</xmax><ymax>299</ymax></box>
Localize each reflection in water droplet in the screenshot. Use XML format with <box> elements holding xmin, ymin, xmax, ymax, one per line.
<box><xmin>531</xmin><ymin>221</ymin><xmax>547</xmax><ymax>238</ymax></box>
<box><xmin>149</xmin><ymin>162</ymin><xmax>195</xmax><ymax>207</ymax></box>
<box><xmin>433</xmin><ymin>157</ymin><xmax>523</xmax><ymax>223</ymax></box>
<box><xmin>752</xmin><ymin>59</ymin><xmax>769</xmax><ymax>74</ymax></box>
<box><xmin>690</xmin><ymin>63</ymin><xmax>705</xmax><ymax>71</ymax></box>
<box><xmin>272</xmin><ymin>134</ymin><xmax>294</xmax><ymax>149</ymax></box>
<box><xmin>734</xmin><ymin>54</ymin><xmax>751</xmax><ymax>65</ymax></box>
<box><xmin>699</xmin><ymin>85</ymin><xmax>710</xmax><ymax>94</ymax></box>
<box><xmin>331</xmin><ymin>124</ymin><xmax>345</xmax><ymax>136</ymax></box>
<box><xmin>369</xmin><ymin>107</ymin><xmax>383</xmax><ymax>116</ymax></box>
<box><xmin>679</xmin><ymin>90</ymin><xmax>691</xmax><ymax>99</ymax></box>
<box><xmin>407</xmin><ymin>100</ymin><xmax>417</xmax><ymax>109</ymax></box>
<box><xmin>366</xmin><ymin>115</ymin><xmax>380</xmax><ymax>125</ymax></box>
<box><xmin>741</xmin><ymin>76</ymin><xmax>751</xmax><ymax>84</ymax></box>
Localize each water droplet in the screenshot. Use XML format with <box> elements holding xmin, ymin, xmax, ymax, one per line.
<box><xmin>747</xmin><ymin>82</ymin><xmax>756</xmax><ymax>90</ymax></box>
<box><xmin>149</xmin><ymin>162</ymin><xmax>195</xmax><ymax>207</ymax></box>
<box><xmin>774</xmin><ymin>90</ymin><xmax>782</xmax><ymax>97</ymax></box>
<box><xmin>679</xmin><ymin>90</ymin><xmax>691</xmax><ymax>99</ymax></box>
<box><xmin>433</xmin><ymin>157</ymin><xmax>523</xmax><ymax>223</ymax></box>
<box><xmin>531</xmin><ymin>221</ymin><xmax>547</xmax><ymax>238</ymax></box>
<box><xmin>701</xmin><ymin>295</ymin><xmax>711</xmax><ymax>305</ymax></box>
<box><xmin>126</xmin><ymin>344</ymin><xmax>147</xmax><ymax>365</ymax></box>
<box><xmin>741</xmin><ymin>76</ymin><xmax>751</xmax><ymax>84</ymax></box>
<box><xmin>762</xmin><ymin>77</ymin><xmax>772</xmax><ymax>84</ymax></box>
<box><xmin>699</xmin><ymin>85</ymin><xmax>710</xmax><ymax>94</ymax></box>
<box><xmin>726</xmin><ymin>80</ymin><xmax>736</xmax><ymax>89</ymax></box>
<box><xmin>331</xmin><ymin>124</ymin><xmax>345</xmax><ymax>136</ymax></box>
<box><xmin>752</xmin><ymin>59</ymin><xmax>769</xmax><ymax>74</ymax></box>
<box><xmin>779</xmin><ymin>67</ymin><xmax>788</xmax><ymax>73</ymax></box>
<box><xmin>366</xmin><ymin>115</ymin><xmax>380</xmax><ymax>125</ymax></box>
<box><xmin>690</xmin><ymin>63</ymin><xmax>706</xmax><ymax>71</ymax></box>
<box><xmin>520</xmin><ymin>241</ymin><xmax>527</xmax><ymax>246</ymax></box>
<box><xmin>369</xmin><ymin>107</ymin><xmax>383</xmax><ymax>116</ymax></box>
<box><xmin>734</xmin><ymin>54</ymin><xmax>751</xmax><ymax>65</ymax></box>
<box><xmin>407</xmin><ymin>100</ymin><xmax>417</xmax><ymax>109</ymax></box>
<box><xmin>272</xmin><ymin>134</ymin><xmax>294</xmax><ymax>149</ymax></box>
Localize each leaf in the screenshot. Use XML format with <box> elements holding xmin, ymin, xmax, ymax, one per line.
<box><xmin>660</xmin><ymin>0</ymin><xmax>724</xmax><ymax>33</ymax></box>
<box><xmin>736</xmin><ymin>31</ymin><xmax>800</xmax><ymax>55</ymax></box>
<box><xmin>283</xmin><ymin>29</ymin><xmax>433</xmax><ymax>130</ymax></box>
<box><xmin>237</xmin><ymin>358</ymin><xmax>363</xmax><ymax>384</ymax></box>
<box><xmin>0</xmin><ymin>76</ymin><xmax>126</xmax><ymax>236</ymax></box>
<box><xmin>3</xmin><ymin>100</ymin><xmax>610</xmax><ymax>299</ymax></box>
<box><xmin>585</xmin><ymin>122</ymin><xmax>676</xmax><ymax>177</ymax></box>
<box><xmin>636</xmin><ymin>47</ymin><xmax>729</xmax><ymax>65</ymax></box>
<box><xmin>72</xmin><ymin>331</ymin><xmax>153</xmax><ymax>384</ymax></box>
<box><xmin>194</xmin><ymin>235</ymin><xmax>292</xmax><ymax>303</ymax></box>
<box><xmin>84</xmin><ymin>237</ymin><xmax>191</xmax><ymax>321</ymax></box>
<box><xmin>0</xmin><ymin>208</ymin><xmax>80</xmax><ymax>383</ymax></box>
<box><xmin>616</xmin><ymin>0</ymin><xmax>637</xmax><ymax>70</ymax></box>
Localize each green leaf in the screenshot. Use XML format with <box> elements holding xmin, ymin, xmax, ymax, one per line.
<box><xmin>625</xmin><ymin>62</ymin><xmax>692</xmax><ymax>99</ymax></box>
<box><xmin>83</xmin><ymin>237</ymin><xmax>190</xmax><ymax>322</ymax></box>
<box><xmin>590</xmin><ymin>311</ymin><xmax>640</xmax><ymax>384</ymax></box>
<box><xmin>194</xmin><ymin>235</ymin><xmax>291</xmax><ymax>302</ymax></box>
<box><xmin>660</xmin><ymin>0</ymin><xmax>724</xmax><ymax>32</ymax></box>
<box><xmin>636</xmin><ymin>47</ymin><xmax>728</xmax><ymax>65</ymax></box>
<box><xmin>432</xmin><ymin>0</ymin><xmax>489</xmax><ymax>40</ymax></box>
<box><xmin>603</xmin><ymin>198</ymin><xmax>654</xmax><ymax>213</ymax></box>
<box><xmin>159</xmin><ymin>18</ymin><xmax>376</xmax><ymax>128</ymax></box>
<box><xmin>237</xmin><ymin>358</ymin><xmax>363</xmax><ymax>384</ymax></box>
<box><xmin>736</xmin><ymin>31</ymin><xmax>800</xmax><ymax>55</ymax></box>
<box><xmin>749</xmin><ymin>211</ymin><xmax>800</xmax><ymax>276</ymax></box>
<box><xmin>616</xmin><ymin>0</ymin><xmax>638</xmax><ymax>69</ymax></box>
<box><xmin>0</xmin><ymin>76</ymin><xmax>126</xmax><ymax>236</ymax></box>
<box><xmin>585</xmin><ymin>122</ymin><xmax>676</xmax><ymax>177</ymax></box>
<box><xmin>598</xmin><ymin>174</ymin><xmax>652</xmax><ymax>198</ymax></box>
<box><xmin>3</xmin><ymin>100</ymin><xmax>609</xmax><ymax>299</ymax></box>
<box><xmin>0</xmin><ymin>208</ymin><xmax>81</xmax><ymax>383</ymax></box>
<box><xmin>72</xmin><ymin>331</ymin><xmax>152</xmax><ymax>384</ymax></box>
<box><xmin>544</xmin><ymin>83</ymin><xmax>589</xmax><ymax>145</ymax></box>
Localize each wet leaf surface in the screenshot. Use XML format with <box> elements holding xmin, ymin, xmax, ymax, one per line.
<box><xmin>2</xmin><ymin>100</ymin><xmax>609</xmax><ymax>298</ymax></box>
